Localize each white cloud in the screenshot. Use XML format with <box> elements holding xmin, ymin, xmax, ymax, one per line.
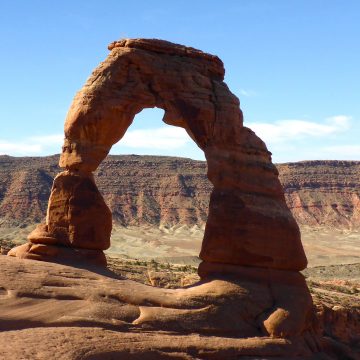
<box><xmin>238</xmin><ymin>89</ymin><xmax>257</xmax><ymax>97</ymax></box>
<box><xmin>0</xmin><ymin>141</ymin><xmax>42</xmax><ymax>155</ymax></box>
<box><xmin>29</xmin><ymin>134</ymin><xmax>64</xmax><ymax>145</ymax></box>
<box><xmin>248</xmin><ymin>115</ymin><xmax>351</xmax><ymax>144</ymax></box>
<box><xmin>0</xmin><ymin>128</ymin><xmax>193</xmax><ymax>157</ymax></box>
<box><xmin>115</xmin><ymin>127</ymin><xmax>191</xmax><ymax>150</ymax></box>
<box><xmin>327</xmin><ymin>115</ymin><xmax>351</xmax><ymax>128</ymax></box>
<box><xmin>321</xmin><ymin>145</ymin><xmax>360</xmax><ymax>159</ymax></box>
<box><xmin>0</xmin><ymin>134</ymin><xmax>63</xmax><ymax>156</ymax></box>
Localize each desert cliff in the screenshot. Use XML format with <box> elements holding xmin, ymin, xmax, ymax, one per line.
<box><xmin>1</xmin><ymin>155</ymin><xmax>359</xmax><ymax>229</ymax></box>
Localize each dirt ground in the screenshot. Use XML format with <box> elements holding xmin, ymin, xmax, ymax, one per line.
<box><xmin>1</xmin><ymin>224</ymin><xmax>359</xmax><ymax>267</ymax></box>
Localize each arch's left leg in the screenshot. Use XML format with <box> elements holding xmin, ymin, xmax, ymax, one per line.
<box><xmin>8</xmin><ymin>170</ymin><xmax>112</xmax><ymax>267</ymax></box>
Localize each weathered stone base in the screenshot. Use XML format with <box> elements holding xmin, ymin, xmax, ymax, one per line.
<box><xmin>0</xmin><ymin>327</ymin><xmax>334</xmax><ymax>360</ymax></box>
<box><xmin>198</xmin><ymin>261</ymin><xmax>314</xmax><ymax>338</ymax></box>
<box><xmin>0</xmin><ymin>256</ymin><xmax>338</xmax><ymax>360</ymax></box>
<box><xmin>7</xmin><ymin>243</ymin><xmax>107</xmax><ymax>267</ymax></box>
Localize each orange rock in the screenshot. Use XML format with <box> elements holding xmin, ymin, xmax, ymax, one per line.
<box><xmin>7</xmin><ymin>40</ymin><xmax>318</xmax><ymax>355</ymax></box>
<box><xmin>9</xmin><ymin>170</ymin><xmax>111</xmax><ymax>266</ymax></box>
<box><xmin>27</xmin><ymin>224</ymin><xmax>58</xmax><ymax>245</ymax></box>
<box><xmin>198</xmin><ymin>261</ymin><xmax>313</xmax><ymax>338</ymax></box>
<box><xmin>46</xmin><ymin>171</ymin><xmax>112</xmax><ymax>250</ymax></box>
<box><xmin>7</xmin><ymin>242</ymin><xmax>107</xmax><ymax>267</ymax></box>
<box><xmin>199</xmin><ymin>127</ymin><xmax>307</xmax><ymax>270</ymax></box>
<box><xmin>56</xmin><ymin>38</ymin><xmax>307</xmax><ymax>270</ymax></box>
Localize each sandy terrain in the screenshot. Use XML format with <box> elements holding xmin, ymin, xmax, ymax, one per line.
<box><xmin>300</xmin><ymin>226</ymin><xmax>360</xmax><ymax>266</ymax></box>
<box><xmin>107</xmin><ymin>225</ymin><xmax>360</xmax><ymax>267</ymax></box>
<box><xmin>1</xmin><ymin>224</ymin><xmax>359</xmax><ymax>267</ymax></box>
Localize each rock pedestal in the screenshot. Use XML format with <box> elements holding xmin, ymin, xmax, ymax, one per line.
<box><xmin>8</xmin><ymin>171</ymin><xmax>111</xmax><ymax>266</ymax></box>
<box><xmin>7</xmin><ymin>39</ymin><xmax>327</xmax><ymax>358</ymax></box>
<box><xmin>201</xmin><ymin>128</ymin><xmax>307</xmax><ymax>271</ymax></box>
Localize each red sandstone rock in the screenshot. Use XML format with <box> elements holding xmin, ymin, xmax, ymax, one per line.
<box><xmin>9</xmin><ymin>170</ymin><xmax>112</xmax><ymax>265</ymax></box>
<box><xmin>0</xmin><ymin>256</ymin><xmax>328</xmax><ymax>359</ymax></box>
<box><xmin>6</xmin><ymin>39</ymin><xmax>321</xmax><ymax>358</ymax></box>
<box><xmin>54</xmin><ymin>38</ymin><xmax>306</xmax><ymax>270</ymax></box>
<box><xmin>27</xmin><ymin>224</ymin><xmax>57</xmax><ymax>244</ymax></box>
<box><xmin>315</xmin><ymin>302</ymin><xmax>360</xmax><ymax>348</ymax></box>
<box><xmin>198</xmin><ymin>261</ymin><xmax>313</xmax><ymax>338</ymax></box>
<box><xmin>7</xmin><ymin>242</ymin><xmax>107</xmax><ymax>266</ymax></box>
<box><xmin>46</xmin><ymin>171</ymin><xmax>112</xmax><ymax>250</ymax></box>
<box><xmin>201</xmin><ymin>128</ymin><xmax>307</xmax><ymax>270</ymax></box>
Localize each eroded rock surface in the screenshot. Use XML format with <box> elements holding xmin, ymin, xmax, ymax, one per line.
<box><xmin>0</xmin><ymin>256</ymin><xmax>338</xmax><ymax>360</ymax></box>
<box><xmin>4</xmin><ymin>39</ymin><xmax>329</xmax><ymax>359</ymax></box>
<box><xmin>9</xmin><ymin>38</ymin><xmax>306</xmax><ymax>270</ymax></box>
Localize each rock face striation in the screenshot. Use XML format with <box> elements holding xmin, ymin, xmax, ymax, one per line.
<box><xmin>278</xmin><ymin>161</ymin><xmax>360</xmax><ymax>229</ymax></box>
<box><xmin>1</xmin><ymin>155</ymin><xmax>359</xmax><ymax>230</ymax></box>
<box><xmin>5</xmin><ymin>38</ymin><xmax>337</xmax><ymax>358</ymax></box>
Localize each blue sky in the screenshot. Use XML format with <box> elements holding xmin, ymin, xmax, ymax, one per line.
<box><xmin>0</xmin><ymin>0</ymin><xmax>359</xmax><ymax>162</ymax></box>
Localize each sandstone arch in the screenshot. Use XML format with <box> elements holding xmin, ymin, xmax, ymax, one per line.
<box><xmin>9</xmin><ymin>38</ymin><xmax>307</xmax><ymax>271</ymax></box>
<box><xmin>6</xmin><ymin>39</ymin><xmax>329</xmax><ymax>356</ymax></box>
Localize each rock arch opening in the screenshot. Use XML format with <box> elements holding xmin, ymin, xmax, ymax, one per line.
<box><xmin>110</xmin><ymin>107</ymin><xmax>203</xmax><ymax>160</ymax></box>
<box><xmin>99</xmin><ymin>106</ymin><xmax>210</xmax><ymax>261</ymax></box>
<box><xmin>105</xmin><ymin>105</ymin><xmax>211</xmax><ymax>229</ymax></box>
<box><xmin>9</xmin><ymin>38</ymin><xmax>307</xmax><ymax>273</ymax></box>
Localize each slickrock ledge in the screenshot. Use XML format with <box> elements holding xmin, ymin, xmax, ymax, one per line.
<box><xmin>0</xmin><ymin>256</ymin><xmax>340</xmax><ymax>360</ymax></box>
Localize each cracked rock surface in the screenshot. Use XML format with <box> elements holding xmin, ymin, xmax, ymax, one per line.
<box><xmin>0</xmin><ymin>256</ymin><xmax>336</xmax><ymax>360</ymax></box>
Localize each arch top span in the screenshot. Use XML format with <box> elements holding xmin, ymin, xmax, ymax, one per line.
<box><xmin>59</xmin><ymin>38</ymin><xmax>242</xmax><ymax>172</ymax></box>
<box><xmin>108</xmin><ymin>38</ymin><xmax>225</xmax><ymax>77</ymax></box>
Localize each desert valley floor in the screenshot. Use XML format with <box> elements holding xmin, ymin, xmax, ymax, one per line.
<box><xmin>1</xmin><ymin>224</ymin><xmax>359</xmax><ymax>267</ymax></box>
